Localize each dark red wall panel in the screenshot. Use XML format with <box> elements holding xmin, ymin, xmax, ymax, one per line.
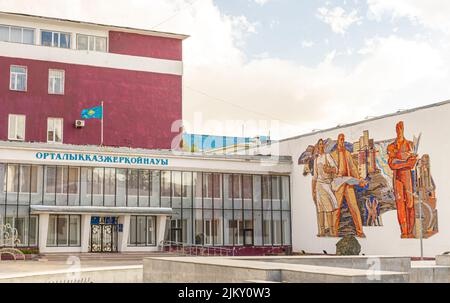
<box><xmin>108</xmin><ymin>31</ymin><xmax>182</xmax><ymax>61</ymax></box>
<box><xmin>0</xmin><ymin>56</ymin><xmax>182</xmax><ymax>150</ymax></box>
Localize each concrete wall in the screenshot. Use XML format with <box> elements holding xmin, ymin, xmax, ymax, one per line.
<box><xmin>257</xmin><ymin>101</ymin><xmax>450</xmax><ymax>257</ymax></box>
<box><xmin>0</xmin><ymin>266</ymin><xmax>142</xmax><ymax>283</ymax></box>
<box><xmin>142</xmin><ymin>257</ymin><xmax>409</xmax><ymax>283</ymax></box>
<box><xmin>143</xmin><ymin>258</ymin><xmax>281</xmax><ymax>283</ymax></box>
<box><xmin>241</xmin><ymin>256</ymin><xmax>411</xmax><ymax>272</ymax></box>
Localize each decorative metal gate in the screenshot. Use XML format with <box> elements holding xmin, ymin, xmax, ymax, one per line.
<box><xmin>90</xmin><ymin>217</ymin><xmax>118</xmax><ymax>253</ymax></box>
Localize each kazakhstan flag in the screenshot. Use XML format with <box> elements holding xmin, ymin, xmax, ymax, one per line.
<box><xmin>81</xmin><ymin>105</ymin><xmax>103</xmax><ymax>119</ymax></box>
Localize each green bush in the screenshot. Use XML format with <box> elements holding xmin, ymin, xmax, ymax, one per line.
<box><xmin>19</xmin><ymin>248</ymin><xmax>39</xmax><ymax>255</ymax></box>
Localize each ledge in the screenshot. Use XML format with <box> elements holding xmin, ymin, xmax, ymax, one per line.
<box><xmin>30</xmin><ymin>205</ymin><xmax>173</xmax><ymax>215</ymax></box>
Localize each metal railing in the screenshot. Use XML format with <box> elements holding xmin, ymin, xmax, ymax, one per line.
<box><xmin>159</xmin><ymin>240</ymin><xmax>235</xmax><ymax>256</ymax></box>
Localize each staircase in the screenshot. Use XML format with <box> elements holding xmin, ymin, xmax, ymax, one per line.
<box><xmin>39</xmin><ymin>251</ymin><xmax>185</xmax><ymax>262</ymax></box>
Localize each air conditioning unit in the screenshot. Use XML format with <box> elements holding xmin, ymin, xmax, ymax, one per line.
<box><xmin>75</xmin><ymin>120</ymin><xmax>85</xmax><ymax>128</ymax></box>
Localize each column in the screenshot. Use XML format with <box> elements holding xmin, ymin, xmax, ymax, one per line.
<box><xmin>119</xmin><ymin>215</ymin><xmax>130</xmax><ymax>252</ymax></box>
<box><xmin>80</xmin><ymin>215</ymin><xmax>91</xmax><ymax>253</ymax></box>
<box><xmin>38</xmin><ymin>213</ymin><xmax>49</xmax><ymax>253</ymax></box>
<box><xmin>156</xmin><ymin>215</ymin><xmax>168</xmax><ymax>247</ymax></box>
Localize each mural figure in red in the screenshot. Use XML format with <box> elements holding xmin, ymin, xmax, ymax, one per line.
<box><xmin>387</xmin><ymin>121</ymin><xmax>418</xmax><ymax>238</ymax></box>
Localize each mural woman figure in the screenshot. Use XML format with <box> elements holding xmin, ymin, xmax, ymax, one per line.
<box><xmin>312</xmin><ymin>139</ymin><xmax>339</xmax><ymax>237</ymax></box>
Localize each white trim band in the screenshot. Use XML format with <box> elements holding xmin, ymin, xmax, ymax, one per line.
<box><xmin>0</xmin><ymin>41</ymin><xmax>183</xmax><ymax>76</ymax></box>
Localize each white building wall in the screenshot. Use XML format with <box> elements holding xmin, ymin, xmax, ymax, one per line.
<box><xmin>258</xmin><ymin>101</ymin><xmax>450</xmax><ymax>257</ymax></box>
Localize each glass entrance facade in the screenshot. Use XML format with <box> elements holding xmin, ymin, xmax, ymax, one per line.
<box><xmin>0</xmin><ymin>163</ymin><xmax>291</xmax><ymax>248</ymax></box>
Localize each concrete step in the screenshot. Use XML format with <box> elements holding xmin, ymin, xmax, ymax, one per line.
<box><xmin>40</xmin><ymin>252</ymin><xmax>186</xmax><ymax>262</ymax></box>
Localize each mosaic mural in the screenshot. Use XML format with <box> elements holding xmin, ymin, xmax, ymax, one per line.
<box><xmin>298</xmin><ymin>121</ymin><xmax>438</xmax><ymax>239</ymax></box>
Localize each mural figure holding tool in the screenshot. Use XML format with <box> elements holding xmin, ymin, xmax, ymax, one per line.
<box><xmin>387</xmin><ymin>121</ymin><xmax>418</xmax><ymax>238</ymax></box>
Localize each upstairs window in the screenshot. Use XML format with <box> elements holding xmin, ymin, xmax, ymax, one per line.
<box><xmin>0</xmin><ymin>25</ymin><xmax>35</xmax><ymax>44</ymax></box>
<box><xmin>47</xmin><ymin>118</ymin><xmax>63</xmax><ymax>143</ymax></box>
<box><xmin>48</xmin><ymin>69</ymin><xmax>65</xmax><ymax>95</ymax></box>
<box><xmin>41</xmin><ymin>30</ymin><xmax>71</xmax><ymax>49</ymax></box>
<box><xmin>8</xmin><ymin>114</ymin><xmax>25</xmax><ymax>141</ymax></box>
<box><xmin>10</xmin><ymin>66</ymin><xmax>27</xmax><ymax>91</ymax></box>
<box><xmin>77</xmin><ymin>34</ymin><xmax>107</xmax><ymax>52</ymax></box>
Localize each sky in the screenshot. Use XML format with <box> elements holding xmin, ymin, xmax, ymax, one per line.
<box><xmin>1</xmin><ymin>0</ymin><xmax>450</xmax><ymax>139</ymax></box>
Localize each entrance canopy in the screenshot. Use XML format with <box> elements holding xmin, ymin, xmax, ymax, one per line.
<box><xmin>30</xmin><ymin>205</ymin><xmax>173</xmax><ymax>215</ymax></box>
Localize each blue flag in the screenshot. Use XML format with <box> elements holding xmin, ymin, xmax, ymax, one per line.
<box><xmin>81</xmin><ymin>105</ymin><xmax>103</xmax><ymax>119</ymax></box>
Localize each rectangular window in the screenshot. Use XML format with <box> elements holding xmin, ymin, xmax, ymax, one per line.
<box><xmin>8</xmin><ymin>114</ymin><xmax>25</xmax><ymax>141</ymax></box>
<box><xmin>263</xmin><ymin>211</ymin><xmax>272</xmax><ymax>245</ymax></box>
<box><xmin>3</xmin><ymin>214</ymin><xmax>38</xmax><ymax>247</ymax></box>
<box><xmin>11</xmin><ymin>27</ymin><xmax>21</xmax><ymax>43</ymax></box>
<box><xmin>7</xmin><ymin>165</ymin><xmax>38</xmax><ymax>194</ymax></box>
<box><xmin>47</xmin><ymin>214</ymin><xmax>81</xmax><ymax>247</ymax></box>
<box><xmin>172</xmin><ymin>171</ymin><xmax>182</xmax><ymax>198</ymax></box>
<box><xmin>104</xmin><ymin>168</ymin><xmax>116</xmax><ymax>196</ymax></box>
<box><xmin>45</xmin><ymin>166</ymin><xmax>79</xmax><ymax>194</ymax></box>
<box><xmin>41</xmin><ymin>30</ymin><xmax>71</xmax><ymax>48</ymax></box>
<box><xmin>161</xmin><ymin>171</ymin><xmax>171</xmax><ymax>198</ymax></box>
<box><xmin>0</xmin><ymin>25</ymin><xmax>35</xmax><ymax>44</ymax></box>
<box><xmin>48</xmin><ymin>69</ymin><xmax>65</xmax><ymax>94</ymax></box>
<box><xmin>47</xmin><ymin>118</ymin><xmax>63</xmax><ymax>143</ymax></box>
<box><xmin>243</xmin><ymin>175</ymin><xmax>253</xmax><ymax>209</ymax></box>
<box><xmin>0</xmin><ymin>25</ymin><xmax>9</xmax><ymax>41</ymax></box>
<box><xmin>77</xmin><ymin>34</ymin><xmax>107</xmax><ymax>52</ymax></box>
<box><xmin>91</xmin><ymin>168</ymin><xmax>104</xmax><ymax>206</ymax></box>
<box><xmin>127</xmin><ymin>169</ymin><xmax>138</xmax><ymax>207</ymax></box>
<box><xmin>233</xmin><ymin>174</ymin><xmax>242</xmax><ymax>209</ymax></box>
<box><xmin>128</xmin><ymin>216</ymin><xmax>156</xmax><ymax>246</ymax></box>
<box><xmin>138</xmin><ymin>170</ymin><xmax>150</xmax><ymax>207</ymax></box>
<box><xmin>5</xmin><ymin>164</ymin><xmax>19</xmax><ymax>193</ymax></box>
<box><xmin>272</xmin><ymin>176</ymin><xmax>281</xmax><ymax>210</ymax></box>
<box><xmin>10</xmin><ymin>66</ymin><xmax>27</xmax><ymax>91</ymax></box>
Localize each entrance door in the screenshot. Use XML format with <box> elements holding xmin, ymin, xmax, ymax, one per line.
<box><xmin>90</xmin><ymin>223</ymin><xmax>118</xmax><ymax>253</ymax></box>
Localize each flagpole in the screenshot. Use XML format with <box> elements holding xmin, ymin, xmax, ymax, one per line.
<box><xmin>101</xmin><ymin>101</ymin><xmax>104</xmax><ymax>146</ymax></box>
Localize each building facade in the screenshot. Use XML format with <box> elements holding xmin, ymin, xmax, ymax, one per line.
<box><xmin>255</xmin><ymin>100</ymin><xmax>450</xmax><ymax>257</ymax></box>
<box><xmin>0</xmin><ymin>142</ymin><xmax>292</xmax><ymax>253</ymax></box>
<box><xmin>0</xmin><ymin>12</ymin><xmax>292</xmax><ymax>254</ymax></box>
<box><xmin>0</xmin><ymin>11</ymin><xmax>184</xmax><ymax>149</ymax></box>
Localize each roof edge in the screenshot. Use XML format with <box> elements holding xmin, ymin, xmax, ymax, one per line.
<box><xmin>0</xmin><ymin>11</ymin><xmax>190</xmax><ymax>40</ymax></box>
<box><xmin>277</xmin><ymin>99</ymin><xmax>450</xmax><ymax>143</ymax></box>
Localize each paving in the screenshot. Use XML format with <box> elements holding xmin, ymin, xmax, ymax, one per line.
<box><xmin>1</xmin><ymin>254</ymin><xmax>449</xmax><ymax>283</ymax></box>
<box><xmin>0</xmin><ymin>260</ymin><xmax>141</xmax><ymax>276</ymax></box>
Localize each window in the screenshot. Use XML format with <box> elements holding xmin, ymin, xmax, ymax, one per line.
<box><xmin>47</xmin><ymin>215</ymin><xmax>81</xmax><ymax>247</ymax></box>
<box><xmin>128</xmin><ymin>216</ymin><xmax>156</xmax><ymax>246</ymax></box>
<box><xmin>203</xmin><ymin>173</ymin><xmax>221</xmax><ymax>199</ymax></box>
<box><xmin>161</xmin><ymin>171</ymin><xmax>171</xmax><ymax>198</ymax></box>
<box><xmin>77</xmin><ymin>34</ymin><xmax>107</xmax><ymax>52</ymax></box>
<box><xmin>1</xmin><ymin>215</ymin><xmax>38</xmax><ymax>247</ymax></box>
<box><xmin>0</xmin><ymin>25</ymin><xmax>34</xmax><ymax>44</ymax></box>
<box><xmin>47</xmin><ymin>118</ymin><xmax>63</xmax><ymax>143</ymax></box>
<box><xmin>45</xmin><ymin>166</ymin><xmax>79</xmax><ymax>194</ymax></box>
<box><xmin>48</xmin><ymin>69</ymin><xmax>65</xmax><ymax>94</ymax></box>
<box><xmin>8</xmin><ymin>114</ymin><xmax>25</xmax><ymax>141</ymax></box>
<box><xmin>4</xmin><ymin>164</ymin><xmax>39</xmax><ymax>193</ymax></box>
<box><xmin>10</xmin><ymin>66</ymin><xmax>27</xmax><ymax>91</ymax></box>
<box><xmin>41</xmin><ymin>30</ymin><xmax>71</xmax><ymax>48</ymax></box>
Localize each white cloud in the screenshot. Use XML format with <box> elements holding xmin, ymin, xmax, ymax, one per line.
<box><xmin>1</xmin><ymin>0</ymin><xmax>449</xmax><ymax>139</ymax></box>
<box><xmin>368</xmin><ymin>0</ymin><xmax>450</xmax><ymax>33</ymax></box>
<box><xmin>301</xmin><ymin>40</ymin><xmax>315</xmax><ymax>48</ymax></box>
<box><xmin>317</xmin><ymin>6</ymin><xmax>362</xmax><ymax>34</ymax></box>
<box><xmin>251</xmin><ymin>0</ymin><xmax>270</xmax><ymax>6</ymax></box>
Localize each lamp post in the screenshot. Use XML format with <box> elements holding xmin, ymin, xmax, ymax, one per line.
<box><xmin>410</xmin><ymin>157</ymin><xmax>424</xmax><ymax>261</ymax></box>
<box><xmin>418</xmin><ymin>191</ymin><xmax>424</xmax><ymax>260</ymax></box>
